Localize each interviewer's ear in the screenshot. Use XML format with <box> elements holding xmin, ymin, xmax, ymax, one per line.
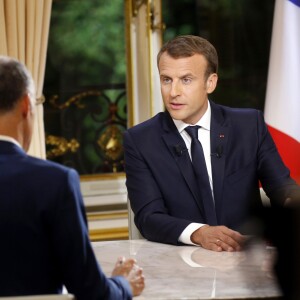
<box><xmin>21</xmin><ymin>94</ymin><xmax>31</xmax><ymax>118</ymax></box>
<box><xmin>206</xmin><ymin>73</ymin><xmax>218</xmax><ymax>94</ymax></box>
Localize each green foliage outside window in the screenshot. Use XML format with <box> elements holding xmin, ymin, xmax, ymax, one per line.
<box><xmin>46</xmin><ymin>0</ymin><xmax>125</xmax><ymax>90</ymax></box>
<box><xmin>44</xmin><ymin>0</ymin><xmax>127</xmax><ymax>175</ymax></box>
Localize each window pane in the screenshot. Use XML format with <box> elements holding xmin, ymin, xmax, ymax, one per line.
<box><xmin>44</xmin><ymin>0</ymin><xmax>126</xmax><ymax>175</ymax></box>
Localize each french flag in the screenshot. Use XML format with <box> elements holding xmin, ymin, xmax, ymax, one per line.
<box><xmin>264</xmin><ymin>0</ymin><xmax>300</xmax><ymax>184</ymax></box>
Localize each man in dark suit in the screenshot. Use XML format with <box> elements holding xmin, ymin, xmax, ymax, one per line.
<box><xmin>0</xmin><ymin>56</ymin><xmax>145</xmax><ymax>299</ymax></box>
<box><xmin>124</xmin><ymin>35</ymin><xmax>299</xmax><ymax>251</ymax></box>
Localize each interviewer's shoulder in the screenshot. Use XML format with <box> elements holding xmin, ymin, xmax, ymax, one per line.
<box><xmin>26</xmin><ymin>154</ymin><xmax>79</xmax><ymax>180</ymax></box>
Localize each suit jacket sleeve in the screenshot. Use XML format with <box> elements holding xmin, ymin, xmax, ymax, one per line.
<box><xmin>255</xmin><ymin>110</ymin><xmax>299</xmax><ymax>204</ymax></box>
<box><xmin>124</xmin><ymin>130</ymin><xmax>192</xmax><ymax>245</ymax></box>
<box><xmin>49</xmin><ymin>169</ymin><xmax>132</xmax><ymax>300</ymax></box>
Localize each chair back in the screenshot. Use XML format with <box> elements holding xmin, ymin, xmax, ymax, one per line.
<box><xmin>127</xmin><ymin>198</ymin><xmax>144</xmax><ymax>239</ymax></box>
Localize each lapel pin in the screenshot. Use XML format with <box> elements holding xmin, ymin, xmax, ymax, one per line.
<box><xmin>219</xmin><ymin>134</ymin><xmax>225</xmax><ymax>138</ymax></box>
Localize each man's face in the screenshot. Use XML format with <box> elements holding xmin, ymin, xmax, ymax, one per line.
<box><xmin>158</xmin><ymin>53</ymin><xmax>217</xmax><ymax>124</ymax></box>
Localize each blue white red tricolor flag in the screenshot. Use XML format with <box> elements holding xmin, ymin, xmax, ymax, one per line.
<box><xmin>264</xmin><ymin>0</ymin><xmax>300</xmax><ymax>184</ymax></box>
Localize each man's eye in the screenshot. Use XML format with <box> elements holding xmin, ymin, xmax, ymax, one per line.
<box><xmin>182</xmin><ymin>78</ymin><xmax>192</xmax><ymax>84</ymax></box>
<box><xmin>162</xmin><ymin>77</ymin><xmax>171</xmax><ymax>84</ymax></box>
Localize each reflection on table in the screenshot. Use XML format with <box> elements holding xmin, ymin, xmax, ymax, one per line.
<box><xmin>92</xmin><ymin>239</ymin><xmax>283</xmax><ymax>299</ymax></box>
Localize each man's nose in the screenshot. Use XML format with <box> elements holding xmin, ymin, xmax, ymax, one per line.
<box><xmin>170</xmin><ymin>81</ymin><xmax>181</xmax><ymax>97</ymax></box>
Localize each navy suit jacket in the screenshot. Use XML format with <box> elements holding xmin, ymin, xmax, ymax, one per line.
<box><xmin>124</xmin><ymin>101</ymin><xmax>298</xmax><ymax>245</ymax></box>
<box><xmin>0</xmin><ymin>141</ymin><xmax>132</xmax><ymax>299</ymax></box>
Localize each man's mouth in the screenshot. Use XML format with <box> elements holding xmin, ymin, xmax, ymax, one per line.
<box><xmin>170</xmin><ymin>102</ymin><xmax>185</xmax><ymax>110</ymax></box>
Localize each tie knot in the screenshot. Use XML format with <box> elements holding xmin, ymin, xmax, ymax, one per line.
<box><xmin>185</xmin><ymin>125</ymin><xmax>200</xmax><ymax>139</ymax></box>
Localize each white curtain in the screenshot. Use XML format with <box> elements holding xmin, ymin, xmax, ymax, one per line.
<box><xmin>0</xmin><ymin>0</ymin><xmax>53</xmax><ymax>159</ymax></box>
<box><xmin>125</xmin><ymin>0</ymin><xmax>163</xmax><ymax>127</ymax></box>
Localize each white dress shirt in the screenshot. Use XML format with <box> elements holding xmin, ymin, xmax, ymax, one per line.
<box><xmin>173</xmin><ymin>102</ymin><xmax>214</xmax><ymax>245</ymax></box>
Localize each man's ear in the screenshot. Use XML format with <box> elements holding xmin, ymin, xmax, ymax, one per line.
<box><xmin>206</xmin><ymin>73</ymin><xmax>218</xmax><ymax>94</ymax></box>
<box><xmin>21</xmin><ymin>94</ymin><xmax>31</xmax><ymax>118</ymax></box>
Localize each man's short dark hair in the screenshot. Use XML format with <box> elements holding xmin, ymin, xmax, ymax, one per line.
<box><xmin>0</xmin><ymin>56</ymin><xmax>33</xmax><ymax>112</ymax></box>
<box><xmin>157</xmin><ymin>35</ymin><xmax>218</xmax><ymax>80</ymax></box>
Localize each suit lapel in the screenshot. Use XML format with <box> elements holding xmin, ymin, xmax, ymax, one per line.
<box><xmin>210</xmin><ymin>102</ymin><xmax>229</xmax><ymax>218</ymax></box>
<box><xmin>161</xmin><ymin>112</ymin><xmax>205</xmax><ymax>214</ymax></box>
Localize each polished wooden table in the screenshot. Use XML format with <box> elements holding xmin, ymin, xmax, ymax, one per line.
<box><xmin>92</xmin><ymin>239</ymin><xmax>283</xmax><ymax>299</ymax></box>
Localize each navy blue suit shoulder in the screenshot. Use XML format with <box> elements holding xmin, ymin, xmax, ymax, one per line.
<box><xmin>0</xmin><ymin>141</ymin><xmax>132</xmax><ymax>299</ymax></box>
<box><xmin>126</xmin><ymin>112</ymin><xmax>168</xmax><ymax>134</ymax></box>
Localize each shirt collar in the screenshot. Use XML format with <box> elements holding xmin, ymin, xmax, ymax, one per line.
<box><xmin>173</xmin><ymin>101</ymin><xmax>211</xmax><ymax>134</ymax></box>
<box><xmin>0</xmin><ymin>135</ymin><xmax>22</xmax><ymax>148</ymax></box>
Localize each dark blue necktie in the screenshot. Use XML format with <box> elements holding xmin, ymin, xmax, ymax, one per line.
<box><xmin>185</xmin><ymin>125</ymin><xmax>218</xmax><ymax>225</ymax></box>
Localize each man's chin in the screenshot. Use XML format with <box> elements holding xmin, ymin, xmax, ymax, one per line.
<box><xmin>167</xmin><ymin>110</ymin><xmax>186</xmax><ymax>121</ymax></box>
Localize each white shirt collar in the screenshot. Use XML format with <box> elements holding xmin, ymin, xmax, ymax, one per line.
<box><xmin>0</xmin><ymin>135</ymin><xmax>22</xmax><ymax>148</ymax></box>
<box><xmin>173</xmin><ymin>101</ymin><xmax>211</xmax><ymax>133</ymax></box>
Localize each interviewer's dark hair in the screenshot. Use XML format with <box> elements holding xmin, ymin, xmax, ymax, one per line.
<box><xmin>0</xmin><ymin>56</ymin><xmax>33</xmax><ymax>112</ymax></box>
<box><xmin>157</xmin><ymin>35</ymin><xmax>218</xmax><ymax>80</ymax></box>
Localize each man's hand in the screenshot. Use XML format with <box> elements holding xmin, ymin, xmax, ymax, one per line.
<box><xmin>191</xmin><ymin>225</ymin><xmax>246</xmax><ymax>252</ymax></box>
<box><xmin>112</xmin><ymin>257</ymin><xmax>145</xmax><ymax>296</ymax></box>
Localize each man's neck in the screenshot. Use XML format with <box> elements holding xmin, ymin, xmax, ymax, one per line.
<box><xmin>0</xmin><ymin>111</ymin><xmax>24</xmax><ymax>149</ymax></box>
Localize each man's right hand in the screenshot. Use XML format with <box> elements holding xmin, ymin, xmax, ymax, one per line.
<box><xmin>191</xmin><ymin>225</ymin><xmax>246</xmax><ymax>252</ymax></box>
<box><xmin>112</xmin><ymin>257</ymin><xmax>145</xmax><ymax>296</ymax></box>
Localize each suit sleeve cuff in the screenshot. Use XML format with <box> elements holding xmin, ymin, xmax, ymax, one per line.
<box><xmin>178</xmin><ymin>223</ymin><xmax>206</xmax><ymax>245</ymax></box>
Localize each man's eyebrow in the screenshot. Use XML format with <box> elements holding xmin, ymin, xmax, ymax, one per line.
<box><xmin>159</xmin><ymin>73</ymin><xmax>171</xmax><ymax>78</ymax></box>
<box><xmin>179</xmin><ymin>72</ymin><xmax>194</xmax><ymax>78</ymax></box>
<box><xmin>160</xmin><ymin>72</ymin><xmax>194</xmax><ymax>78</ymax></box>
<box><xmin>180</xmin><ymin>72</ymin><xmax>194</xmax><ymax>78</ymax></box>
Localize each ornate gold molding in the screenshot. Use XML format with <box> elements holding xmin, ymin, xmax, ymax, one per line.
<box><xmin>131</xmin><ymin>0</ymin><xmax>165</xmax><ymax>32</ymax></box>
<box><xmin>46</xmin><ymin>135</ymin><xmax>80</xmax><ymax>158</ymax></box>
<box><xmin>88</xmin><ymin>211</ymin><xmax>128</xmax><ymax>221</ymax></box>
<box><xmin>97</xmin><ymin>125</ymin><xmax>123</xmax><ymax>163</ymax></box>
<box><xmin>49</xmin><ymin>90</ymin><xmax>102</xmax><ymax>110</ymax></box>
<box><xmin>149</xmin><ymin>1</ymin><xmax>165</xmax><ymax>32</ymax></box>
<box><xmin>88</xmin><ymin>211</ymin><xmax>129</xmax><ymax>241</ymax></box>
<box><xmin>80</xmin><ymin>172</ymin><xmax>125</xmax><ymax>181</ymax></box>
<box><xmin>132</xmin><ymin>0</ymin><xmax>147</xmax><ymax>17</ymax></box>
<box><xmin>89</xmin><ymin>227</ymin><xmax>129</xmax><ymax>241</ymax></box>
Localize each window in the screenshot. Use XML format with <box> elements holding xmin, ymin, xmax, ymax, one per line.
<box><xmin>44</xmin><ymin>0</ymin><xmax>126</xmax><ymax>175</ymax></box>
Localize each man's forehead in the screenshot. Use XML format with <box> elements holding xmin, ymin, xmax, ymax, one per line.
<box><xmin>159</xmin><ymin>53</ymin><xmax>207</xmax><ymax>76</ymax></box>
